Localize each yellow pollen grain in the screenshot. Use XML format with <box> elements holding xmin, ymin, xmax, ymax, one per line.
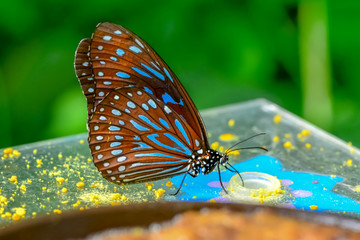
<box><xmin>301</xmin><ymin>129</ymin><xmax>311</xmax><ymax>136</ymax></box>
<box><xmin>273</xmin><ymin>136</ymin><xmax>279</xmax><ymax>142</ymax></box>
<box><xmin>228</xmin><ymin>119</ymin><xmax>235</xmax><ymax>127</ymax></box>
<box><xmin>219</xmin><ymin>133</ymin><xmax>236</xmax><ymax>141</ymax></box>
<box><xmin>121</xmin><ymin>195</ymin><xmax>127</xmax><ymax>201</ymax></box>
<box><xmin>87</xmin><ymin>158</ymin><xmax>92</xmax><ymax>162</ymax></box>
<box><xmin>192</xmin><ymin>196</ymin><xmax>197</xmax><ymax>199</ymax></box>
<box><xmin>228</xmin><ymin>150</ymin><xmax>240</xmax><ymax>156</ymax></box>
<box><xmin>154</xmin><ymin>188</ymin><xmax>165</xmax><ymax>199</ymax></box>
<box><xmin>273</xmin><ymin>114</ymin><xmax>282</xmax><ymax>124</ymax></box>
<box><xmin>80</xmin><ymin>139</ymin><xmax>85</xmax><ymax>144</ymax></box>
<box><xmin>283</xmin><ymin>141</ymin><xmax>292</xmax><ymax>149</ymax></box>
<box><xmin>58</xmin><ymin>153</ymin><xmax>63</xmax><ymax>159</ymax></box>
<box><xmin>305</xmin><ymin>143</ymin><xmax>311</xmax><ymax>149</ymax></box>
<box><xmin>76</xmin><ymin>181</ymin><xmax>85</xmax><ymax>188</ymax></box>
<box><xmin>13</xmin><ymin>150</ymin><xmax>20</xmax><ymax>157</ymax></box>
<box><xmin>53</xmin><ymin>209</ymin><xmax>62</xmax><ymax>214</ymax></box>
<box><xmin>20</xmin><ymin>185</ymin><xmax>27</xmax><ymax>192</ymax></box>
<box><xmin>36</xmin><ymin>159</ymin><xmax>43</xmax><ymax>167</ymax></box>
<box><xmin>209</xmin><ymin>199</ymin><xmax>216</xmax><ymax>203</ymax></box>
<box><xmin>15</xmin><ymin>208</ymin><xmax>26</xmax><ymax>217</ymax></box>
<box><xmin>284</xmin><ymin>133</ymin><xmax>291</xmax><ymax>139</ymax></box>
<box><xmin>211</xmin><ymin>142</ymin><xmax>219</xmax><ymax>150</ymax></box>
<box><xmin>56</xmin><ymin>177</ymin><xmax>65</xmax><ymax>184</ymax></box>
<box><xmin>310</xmin><ymin>205</ymin><xmax>318</xmax><ymax>210</ymax></box>
<box><xmin>346</xmin><ymin>159</ymin><xmax>353</xmax><ymax>166</ymax></box>
<box><xmin>9</xmin><ymin>176</ymin><xmax>17</xmax><ymax>183</ymax></box>
<box><xmin>348</xmin><ymin>142</ymin><xmax>352</xmax><ymax>146</ymax></box>
<box><xmin>166</xmin><ymin>181</ymin><xmax>173</xmax><ymax>187</ymax></box>
<box><xmin>61</xmin><ymin>188</ymin><xmax>68</xmax><ymax>193</ymax></box>
<box><xmin>33</xmin><ymin>149</ymin><xmax>38</xmax><ymax>154</ymax></box>
<box><xmin>350</xmin><ymin>148</ymin><xmax>355</xmax><ymax>154</ymax></box>
<box><xmin>4</xmin><ymin>148</ymin><xmax>13</xmax><ymax>154</ymax></box>
<box><xmin>219</xmin><ymin>146</ymin><xmax>225</xmax><ymax>152</ymax></box>
<box><xmin>42</xmin><ymin>187</ymin><xmax>47</xmax><ymax>191</ymax></box>
<box><xmin>111</xmin><ymin>193</ymin><xmax>121</xmax><ymax>200</ymax></box>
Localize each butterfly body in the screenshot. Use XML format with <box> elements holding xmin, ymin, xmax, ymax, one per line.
<box><xmin>74</xmin><ymin>22</ymin><xmax>232</xmax><ymax>189</ymax></box>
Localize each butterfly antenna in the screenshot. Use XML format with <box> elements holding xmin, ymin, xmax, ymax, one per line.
<box><xmin>217</xmin><ymin>164</ymin><xmax>228</xmax><ymax>194</ymax></box>
<box><xmin>225</xmin><ymin>133</ymin><xmax>266</xmax><ymax>154</ymax></box>
<box><xmin>171</xmin><ymin>172</ymin><xmax>187</xmax><ymax>196</ymax></box>
<box><xmin>226</xmin><ymin>163</ymin><xmax>244</xmax><ymax>187</ymax></box>
<box><xmin>228</xmin><ymin>146</ymin><xmax>268</xmax><ymax>154</ymax></box>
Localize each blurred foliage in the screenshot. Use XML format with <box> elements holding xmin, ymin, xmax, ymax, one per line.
<box><xmin>0</xmin><ymin>0</ymin><xmax>359</xmax><ymax>148</ymax></box>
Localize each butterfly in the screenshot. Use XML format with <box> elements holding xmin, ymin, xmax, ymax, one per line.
<box><xmin>74</xmin><ymin>22</ymin><xmax>265</xmax><ymax>194</ymax></box>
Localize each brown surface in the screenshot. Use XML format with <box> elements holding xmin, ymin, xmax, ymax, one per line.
<box><xmin>94</xmin><ymin>209</ymin><xmax>360</xmax><ymax>240</ymax></box>
<box><xmin>0</xmin><ymin>202</ymin><xmax>359</xmax><ymax>240</ymax></box>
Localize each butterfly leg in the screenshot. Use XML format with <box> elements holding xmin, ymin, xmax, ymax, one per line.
<box><xmin>225</xmin><ymin>163</ymin><xmax>244</xmax><ymax>187</ymax></box>
<box><xmin>217</xmin><ymin>164</ymin><xmax>228</xmax><ymax>194</ymax></box>
<box><xmin>171</xmin><ymin>172</ymin><xmax>188</xmax><ymax>196</ymax></box>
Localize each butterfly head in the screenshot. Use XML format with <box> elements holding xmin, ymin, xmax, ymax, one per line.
<box><xmin>219</xmin><ymin>153</ymin><xmax>229</xmax><ymax>165</ymax></box>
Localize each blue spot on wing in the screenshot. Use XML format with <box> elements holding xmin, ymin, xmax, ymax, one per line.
<box><xmin>131</xmin><ymin>142</ymin><xmax>152</xmax><ymax>150</ymax></box>
<box><xmin>133</xmin><ymin>67</ymin><xmax>151</xmax><ymax>78</ymax></box>
<box><xmin>130</xmin><ymin>120</ymin><xmax>149</xmax><ymax>131</ymax></box>
<box><xmin>138</xmin><ymin>115</ymin><xmax>161</xmax><ymax>130</ymax></box>
<box><xmin>144</xmin><ymin>87</ymin><xmax>153</xmax><ymax>95</ymax></box>
<box><xmin>159</xmin><ymin>118</ymin><xmax>170</xmax><ymax>129</ymax></box>
<box><xmin>163</xmin><ymin>67</ymin><xmax>174</xmax><ymax>82</ymax></box>
<box><xmin>162</xmin><ymin>92</ymin><xmax>177</xmax><ymax>104</ymax></box>
<box><xmin>141</xmin><ymin>64</ymin><xmax>165</xmax><ymax>80</ymax></box>
<box><xmin>147</xmin><ymin>134</ymin><xmax>191</xmax><ymax>155</ymax></box>
<box><xmin>174</xmin><ymin>119</ymin><xmax>190</xmax><ymax>145</ymax></box>
<box><xmin>134</xmin><ymin>152</ymin><xmax>179</xmax><ymax>159</ymax></box>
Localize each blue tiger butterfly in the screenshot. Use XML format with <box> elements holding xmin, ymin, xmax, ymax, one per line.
<box><xmin>74</xmin><ymin>22</ymin><xmax>265</xmax><ymax>194</ymax></box>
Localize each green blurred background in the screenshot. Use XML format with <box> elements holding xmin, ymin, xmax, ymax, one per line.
<box><xmin>0</xmin><ymin>0</ymin><xmax>359</xmax><ymax>148</ymax></box>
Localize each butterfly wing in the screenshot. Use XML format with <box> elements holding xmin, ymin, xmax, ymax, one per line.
<box><xmin>74</xmin><ymin>39</ymin><xmax>96</xmax><ymax>117</ymax></box>
<box><xmin>74</xmin><ymin>22</ymin><xmax>209</xmax><ymax>148</ymax></box>
<box><xmin>88</xmin><ymin>87</ymin><xmax>203</xmax><ymax>183</ymax></box>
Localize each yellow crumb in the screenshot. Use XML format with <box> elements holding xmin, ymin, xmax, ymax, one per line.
<box><xmin>211</xmin><ymin>142</ymin><xmax>219</xmax><ymax>150</ymax></box>
<box><xmin>20</xmin><ymin>185</ymin><xmax>27</xmax><ymax>192</ymax></box>
<box><xmin>9</xmin><ymin>176</ymin><xmax>17</xmax><ymax>183</ymax></box>
<box><xmin>61</xmin><ymin>188</ymin><xmax>68</xmax><ymax>193</ymax></box>
<box><xmin>76</xmin><ymin>181</ymin><xmax>85</xmax><ymax>188</ymax></box>
<box><xmin>273</xmin><ymin>136</ymin><xmax>279</xmax><ymax>142</ymax></box>
<box><xmin>283</xmin><ymin>141</ymin><xmax>292</xmax><ymax>149</ymax></box>
<box><xmin>228</xmin><ymin>150</ymin><xmax>240</xmax><ymax>156</ymax></box>
<box><xmin>219</xmin><ymin>133</ymin><xmax>236</xmax><ymax>141</ymax></box>
<box><xmin>53</xmin><ymin>209</ymin><xmax>62</xmax><ymax>214</ymax></box>
<box><xmin>310</xmin><ymin>205</ymin><xmax>318</xmax><ymax>210</ymax></box>
<box><xmin>305</xmin><ymin>143</ymin><xmax>311</xmax><ymax>149</ymax></box>
<box><xmin>61</xmin><ymin>201</ymin><xmax>69</xmax><ymax>204</ymax></box>
<box><xmin>165</xmin><ymin>181</ymin><xmax>173</xmax><ymax>187</ymax></box>
<box><xmin>154</xmin><ymin>188</ymin><xmax>165</xmax><ymax>199</ymax></box>
<box><xmin>111</xmin><ymin>193</ymin><xmax>121</xmax><ymax>200</ymax></box>
<box><xmin>228</xmin><ymin>119</ymin><xmax>235</xmax><ymax>127</ymax></box>
<box><xmin>301</xmin><ymin>129</ymin><xmax>311</xmax><ymax>136</ymax></box>
<box><xmin>73</xmin><ymin>201</ymin><xmax>81</xmax><ymax>208</ymax></box>
<box><xmin>4</xmin><ymin>148</ymin><xmax>13</xmax><ymax>154</ymax></box>
<box><xmin>13</xmin><ymin>150</ymin><xmax>20</xmax><ymax>157</ymax></box>
<box><xmin>346</xmin><ymin>159</ymin><xmax>353</xmax><ymax>166</ymax></box>
<box><xmin>273</xmin><ymin>114</ymin><xmax>281</xmax><ymax>124</ymax></box>
<box><xmin>56</xmin><ymin>177</ymin><xmax>65</xmax><ymax>184</ymax></box>
<box><xmin>36</xmin><ymin>159</ymin><xmax>43</xmax><ymax>167</ymax></box>
<box><xmin>121</xmin><ymin>195</ymin><xmax>127</xmax><ymax>201</ymax></box>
